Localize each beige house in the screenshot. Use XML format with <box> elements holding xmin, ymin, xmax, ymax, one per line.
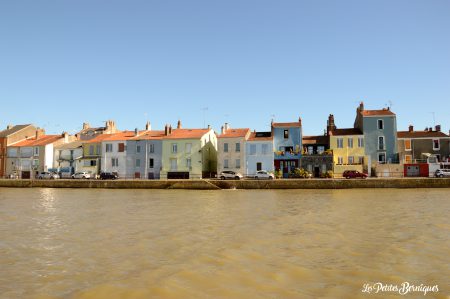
<box><xmin>217</xmin><ymin>123</ymin><xmax>251</xmax><ymax>176</ymax></box>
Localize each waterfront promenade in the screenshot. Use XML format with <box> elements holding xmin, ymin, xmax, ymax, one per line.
<box><xmin>1</xmin><ymin>178</ymin><xmax>450</xmax><ymax>189</ymax></box>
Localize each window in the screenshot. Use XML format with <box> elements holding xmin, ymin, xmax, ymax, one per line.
<box><xmin>250</xmin><ymin>144</ymin><xmax>256</xmax><ymax>155</ymax></box>
<box><xmin>111</xmin><ymin>158</ymin><xmax>119</xmax><ymax>167</ymax></box>
<box><xmin>172</xmin><ymin>143</ymin><xmax>178</xmax><ymax>153</ymax></box>
<box><xmin>118</xmin><ymin>143</ymin><xmax>125</xmax><ymax>152</ymax></box>
<box><xmin>91</xmin><ymin>160</ymin><xmax>96</xmax><ymax>166</ymax></box>
<box><xmin>404</xmin><ymin>139</ymin><xmax>411</xmax><ymax>151</ymax></box>
<box><xmin>149</xmin><ymin>158</ymin><xmax>154</xmax><ymax>168</ymax></box>
<box><xmin>136</xmin><ymin>145</ymin><xmax>141</xmax><ymax>153</ymax></box>
<box><xmin>317</xmin><ymin>146</ymin><xmax>324</xmax><ymax>154</ymax></box>
<box><xmin>224</xmin><ymin>143</ymin><xmax>228</xmax><ymax>152</ymax></box>
<box><xmin>235</xmin><ymin>159</ymin><xmax>240</xmax><ymax>169</ymax></box>
<box><xmin>433</xmin><ymin>139</ymin><xmax>440</xmax><ymax>150</ymax></box>
<box><xmin>135</xmin><ymin>159</ymin><xmax>141</xmax><ymax>167</ymax></box>
<box><xmin>106</xmin><ymin>144</ymin><xmax>113</xmax><ymax>152</ymax></box>
<box><xmin>34</xmin><ymin>147</ymin><xmax>39</xmax><ymax>156</ymax></box>
<box><xmin>261</xmin><ymin>144</ymin><xmax>268</xmax><ymax>155</ymax></box>
<box><xmin>89</xmin><ymin>145</ymin><xmax>94</xmax><ymax>155</ymax></box>
<box><xmin>358</xmin><ymin>156</ymin><xmax>364</xmax><ymax>164</ymax></box>
<box><xmin>96</xmin><ymin>144</ymin><xmax>101</xmax><ymax>154</ymax></box>
<box><xmin>284</xmin><ymin>130</ymin><xmax>289</xmax><ymax>139</ymax></box>
<box><xmin>378</xmin><ymin>136</ymin><xmax>385</xmax><ymax>150</ymax></box>
<box><xmin>337</xmin><ymin>157</ymin><xmax>343</xmax><ymax>165</ymax></box>
<box><xmin>185</xmin><ymin>143</ymin><xmax>192</xmax><ymax>154</ymax></box>
<box><xmin>378</xmin><ymin>119</ymin><xmax>384</xmax><ymax>130</ymax></box>
<box><xmin>307</xmin><ymin>146</ymin><xmax>313</xmax><ymax>155</ymax></box>
<box><xmin>84</xmin><ymin>160</ymin><xmax>91</xmax><ymax>166</ymax></box>
<box><xmin>405</xmin><ymin>155</ymin><xmax>412</xmax><ymax>163</ymax></box>
<box><xmin>170</xmin><ymin>158</ymin><xmax>177</xmax><ymax>170</ymax></box>
<box><xmin>235</xmin><ymin>143</ymin><xmax>240</xmax><ymax>152</ymax></box>
<box><xmin>256</xmin><ymin>162</ymin><xmax>262</xmax><ymax>171</ymax></box>
<box><xmin>224</xmin><ymin>159</ymin><xmax>229</xmax><ymax>169</ymax></box>
<box><xmin>33</xmin><ymin>159</ymin><xmax>39</xmax><ymax>166</ymax></box>
<box><xmin>348</xmin><ymin>138</ymin><xmax>353</xmax><ymax>148</ymax></box>
<box><xmin>358</xmin><ymin>137</ymin><xmax>364</xmax><ymax>148</ymax></box>
<box><xmin>337</xmin><ymin>138</ymin><xmax>344</xmax><ymax>148</ymax></box>
<box><xmin>378</xmin><ymin>153</ymin><xmax>386</xmax><ymax>163</ymax></box>
<box><xmin>348</xmin><ymin>156</ymin><xmax>354</xmax><ymax>164</ymax></box>
<box><xmin>186</xmin><ymin>158</ymin><xmax>191</xmax><ymax>168</ymax></box>
<box><xmin>149</xmin><ymin>143</ymin><xmax>154</xmax><ymax>153</ymax></box>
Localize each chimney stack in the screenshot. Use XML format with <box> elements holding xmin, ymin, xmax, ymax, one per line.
<box><xmin>62</xmin><ymin>131</ymin><xmax>69</xmax><ymax>143</ymax></box>
<box><xmin>35</xmin><ymin>128</ymin><xmax>44</xmax><ymax>139</ymax></box>
<box><xmin>7</xmin><ymin>124</ymin><xmax>13</xmax><ymax>130</ymax></box>
<box><xmin>221</xmin><ymin>126</ymin><xmax>224</xmax><ymax>135</ymax></box>
<box><xmin>134</xmin><ymin>128</ymin><xmax>139</xmax><ymax>136</ymax></box>
<box><xmin>169</xmin><ymin>125</ymin><xmax>172</xmax><ymax>135</ymax></box>
<box><xmin>177</xmin><ymin>120</ymin><xmax>182</xmax><ymax>129</ymax></box>
<box><xmin>164</xmin><ymin>124</ymin><xmax>169</xmax><ymax>136</ymax></box>
<box><xmin>207</xmin><ymin>124</ymin><xmax>211</xmax><ymax>130</ymax></box>
<box><xmin>298</xmin><ymin>117</ymin><xmax>302</xmax><ymax>126</ymax></box>
<box><xmin>145</xmin><ymin>121</ymin><xmax>151</xmax><ymax>131</ymax></box>
<box><xmin>435</xmin><ymin>125</ymin><xmax>441</xmax><ymax>132</ymax></box>
<box><xmin>327</xmin><ymin>114</ymin><xmax>336</xmax><ymax>134</ymax></box>
<box><xmin>408</xmin><ymin>125</ymin><xmax>414</xmax><ymax>132</ymax></box>
<box><xmin>224</xmin><ymin>123</ymin><xmax>230</xmax><ymax>133</ymax></box>
<box><xmin>82</xmin><ymin>122</ymin><xmax>90</xmax><ymax>130</ymax></box>
<box><xmin>105</xmin><ymin>120</ymin><xmax>116</xmax><ymax>133</ymax></box>
<box><xmin>359</xmin><ymin>101</ymin><xmax>365</xmax><ymax>111</ymax></box>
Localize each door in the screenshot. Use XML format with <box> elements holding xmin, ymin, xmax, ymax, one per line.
<box><xmin>21</xmin><ymin>171</ymin><xmax>30</xmax><ymax>179</ymax></box>
<box><xmin>314</xmin><ymin>166</ymin><xmax>320</xmax><ymax>178</ymax></box>
<box><xmin>256</xmin><ymin>162</ymin><xmax>262</xmax><ymax>171</ymax></box>
<box><xmin>134</xmin><ymin>172</ymin><xmax>141</xmax><ymax>179</ymax></box>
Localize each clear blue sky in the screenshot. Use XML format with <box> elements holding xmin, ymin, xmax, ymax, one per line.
<box><xmin>1</xmin><ymin>0</ymin><xmax>449</xmax><ymax>135</ymax></box>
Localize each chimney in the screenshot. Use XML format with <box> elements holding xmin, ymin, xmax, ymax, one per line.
<box><xmin>62</xmin><ymin>131</ymin><xmax>69</xmax><ymax>143</ymax></box>
<box><xmin>145</xmin><ymin>121</ymin><xmax>151</xmax><ymax>131</ymax></box>
<box><xmin>224</xmin><ymin>123</ymin><xmax>230</xmax><ymax>133</ymax></box>
<box><xmin>35</xmin><ymin>128</ymin><xmax>44</xmax><ymax>139</ymax></box>
<box><xmin>435</xmin><ymin>125</ymin><xmax>441</xmax><ymax>132</ymax></box>
<box><xmin>298</xmin><ymin>117</ymin><xmax>302</xmax><ymax>126</ymax></box>
<box><xmin>177</xmin><ymin>120</ymin><xmax>182</xmax><ymax>129</ymax></box>
<box><xmin>134</xmin><ymin>128</ymin><xmax>138</xmax><ymax>136</ymax></box>
<box><xmin>359</xmin><ymin>101</ymin><xmax>364</xmax><ymax>111</ymax></box>
<box><xmin>82</xmin><ymin>122</ymin><xmax>90</xmax><ymax>130</ymax></box>
<box><xmin>7</xmin><ymin>124</ymin><xmax>13</xmax><ymax>130</ymax></box>
<box><xmin>221</xmin><ymin>126</ymin><xmax>224</xmax><ymax>135</ymax></box>
<box><xmin>425</xmin><ymin>127</ymin><xmax>428</xmax><ymax>132</ymax></box>
<box><xmin>164</xmin><ymin>124</ymin><xmax>169</xmax><ymax>136</ymax></box>
<box><xmin>105</xmin><ymin>120</ymin><xmax>116</xmax><ymax>133</ymax></box>
<box><xmin>207</xmin><ymin>124</ymin><xmax>211</xmax><ymax>130</ymax></box>
<box><xmin>408</xmin><ymin>125</ymin><xmax>414</xmax><ymax>132</ymax></box>
<box><xmin>168</xmin><ymin>125</ymin><xmax>172</xmax><ymax>135</ymax></box>
<box><xmin>327</xmin><ymin>114</ymin><xmax>336</xmax><ymax>134</ymax></box>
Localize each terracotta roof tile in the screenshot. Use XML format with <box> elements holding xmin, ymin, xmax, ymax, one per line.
<box><xmin>218</xmin><ymin>128</ymin><xmax>250</xmax><ymax>138</ymax></box>
<box><xmin>101</xmin><ymin>131</ymin><xmax>143</xmax><ymax>141</ymax></box>
<box><xmin>361</xmin><ymin>109</ymin><xmax>395</xmax><ymax>116</ymax></box>
<box><xmin>84</xmin><ymin>134</ymin><xmax>117</xmax><ymax>144</ymax></box>
<box><xmin>302</xmin><ymin>135</ymin><xmax>329</xmax><ymax>145</ymax></box>
<box><xmin>163</xmin><ymin>128</ymin><xmax>211</xmax><ymax>139</ymax></box>
<box><xmin>131</xmin><ymin>130</ymin><xmax>166</xmax><ymax>140</ymax></box>
<box><xmin>11</xmin><ymin>135</ymin><xmax>63</xmax><ymax>147</ymax></box>
<box><xmin>272</xmin><ymin>122</ymin><xmax>302</xmax><ymax>128</ymax></box>
<box><xmin>398</xmin><ymin>131</ymin><xmax>449</xmax><ymax>138</ymax></box>
<box><xmin>247</xmin><ymin>132</ymin><xmax>273</xmax><ymax>141</ymax></box>
<box><xmin>329</xmin><ymin>128</ymin><xmax>363</xmax><ymax>136</ymax></box>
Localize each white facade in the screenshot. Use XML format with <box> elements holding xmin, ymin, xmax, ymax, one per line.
<box><xmin>101</xmin><ymin>140</ymin><xmax>129</xmax><ymax>178</ymax></box>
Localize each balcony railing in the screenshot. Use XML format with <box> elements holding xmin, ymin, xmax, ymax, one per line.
<box><xmin>274</xmin><ymin>151</ymin><xmax>301</xmax><ymax>159</ymax></box>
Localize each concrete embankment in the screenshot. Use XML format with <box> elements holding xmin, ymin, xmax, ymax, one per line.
<box><xmin>1</xmin><ymin>178</ymin><xmax>450</xmax><ymax>189</ymax></box>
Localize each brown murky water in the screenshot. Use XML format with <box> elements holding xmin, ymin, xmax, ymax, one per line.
<box><xmin>0</xmin><ymin>188</ymin><xmax>449</xmax><ymax>299</ymax></box>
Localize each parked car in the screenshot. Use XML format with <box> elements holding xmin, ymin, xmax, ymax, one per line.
<box><xmin>343</xmin><ymin>170</ymin><xmax>367</xmax><ymax>179</ymax></box>
<box><xmin>72</xmin><ymin>171</ymin><xmax>91</xmax><ymax>179</ymax></box>
<box><xmin>100</xmin><ymin>172</ymin><xmax>119</xmax><ymax>180</ymax></box>
<box><xmin>219</xmin><ymin>171</ymin><xmax>243</xmax><ymax>180</ymax></box>
<box><xmin>9</xmin><ymin>172</ymin><xmax>19</xmax><ymax>179</ymax></box>
<box><xmin>254</xmin><ymin>170</ymin><xmax>275</xmax><ymax>180</ymax></box>
<box><xmin>435</xmin><ymin>169</ymin><xmax>450</xmax><ymax>178</ymax></box>
<box><xmin>37</xmin><ymin>172</ymin><xmax>60</xmax><ymax>179</ymax></box>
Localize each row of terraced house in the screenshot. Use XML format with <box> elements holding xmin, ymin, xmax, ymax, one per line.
<box><xmin>1</xmin><ymin>102</ymin><xmax>449</xmax><ymax>179</ymax></box>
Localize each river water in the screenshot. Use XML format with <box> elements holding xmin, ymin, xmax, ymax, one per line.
<box><xmin>0</xmin><ymin>188</ymin><xmax>448</xmax><ymax>299</ymax></box>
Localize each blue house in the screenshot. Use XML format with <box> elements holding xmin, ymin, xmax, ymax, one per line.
<box><xmin>245</xmin><ymin>131</ymin><xmax>274</xmax><ymax>176</ymax></box>
<box><xmin>354</xmin><ymin>102</ymin><xmax>399</xmax><ymax>167</ymax></box>
<box><xmin>272</xmin><ymin>118</ymin><xmax>302</xmax><ymax>177</ymax></box>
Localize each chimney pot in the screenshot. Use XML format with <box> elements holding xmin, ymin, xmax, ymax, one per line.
<box><xmin>82</xmin><ymin>122</ymin><xmax>90</xmax><ymax>130</ymax></box>
<box><xmin>7</xmin><ymin>124</ymin><xmax>13</xmax><ymax>130</ymax></box>
<box><xmin>207</xmin><ymin>125</ymin><xmax>211</xmax><ymax>130</ymax></box>
<box><xmin>169</xmin><ymin>125</ymin><xmax>172</xmax><ymax>135</ymax></box>
<box><xmin>221</xmin><ymin>126</ymin><xmax>224</xmax><ymax>135</ymax></box>
<box><xmin>164</xmin><ymin>124</ymin><xmax>169</xmax><ymax>136</ymax></box>
<box><xmin>177</xmin><ymin>120</ymin><xmax>182</xmax><ymax>129</ymax></box>
<box><xmin>134</xmin><ymin>128</ymin><xmax>138</xmax><ymax>136</ymax></box>
<box><xmin>408</xmin><ymin>125</ymin><xmax>414</xmax><ymax>132</ymax></box>
<box><xmin>435</xmin><ymin>125</ymin><xmax>441</xmax><ymax>132</ymax></box>
<box><xmin>359</xmin><ymin>101</ymin><xmax>364</xmax><ymax>111</ymax></box>
<box><xmin>145</xmin><ymin>121</ymin><xmax>151</xmax><ymax>131</ymax></box>
<box><xmin>298</xmin><ymin>117</ymin><xmax>302</xmax><ymax>126</ymax></box>
<box><xmin>224</xmin><ymin>123</ymin><xmax>230</xmax><ymax>132</ymax></box>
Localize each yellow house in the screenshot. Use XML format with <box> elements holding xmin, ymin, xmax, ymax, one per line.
<box><xmin>77</xmin><ymin>134</ymin><xmax>112</xmax><ymax>175</ymax></box>
<box><xmin>329</xmin><ymin>128</ymin><xmax>367</xmax><ymax>177</ymax></box>
<box><xmin>160</xmin><ymin>123</ymin><xmax>217</xmax><ymax>179</ymax></box>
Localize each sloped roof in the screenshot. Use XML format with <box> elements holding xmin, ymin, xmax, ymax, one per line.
<box><xmin>11</xmin><ymin>135</ymin><xmax>63</xmax><ymax>147</ymax></box>
<box><xmin>361</xmin><ymin>109</ymin><xmax>395</xmax><ymax>116</ymax></box>
<box><xmin>398</xmin><ymin>130</ymin><xmax>449</xmax><ymax>138</ymax></box>
<box><xmin>0</xmin><ymin>124</ymin><xmax>33</xmax><ymax>138</ymax></box>
<box><xmin>101</xmin><ymin>131</ymin><xmax>143</xmax><ymax>141</ymax></box>
<box><xmin>55</xmin><ymin>140</ymin><xmax>84</xmax><ymax>149</ymax></box>
<box><xmin>329</xmin><ymin>128</ymin><xmax>363</xmax><ymax>136</ymax></box>
<box><xmin>247</xmin><ymin>131</ymin><xmax>273</xmax><ymax>141</ymax></box>
<box><xmin>84</xmin><ymin>134</ymin><xmax>117</xmax><ymax>144</ymax></box>
<box><xmin>218</xmin><ymin>128</ymin><xmax>250</xmax><ymax>138</ymax></box>
<box><xmin>131</xmin><ymin>130</ymin><xmax>166</xmax><ymax>140</ymax></box>
<box><xmin>272</xmin><ymin>122</ymin><xmax>302</xmax><ymax>128</ymax></box>
<box><xmin>163</xmin><ymin>129</ymin><xmax>211</xmax><ymax>139</ymax></box>
<box><xmin>303</xmin><ymin>135</ymin><xmax>329</xmax><ymax>145</ymax></box>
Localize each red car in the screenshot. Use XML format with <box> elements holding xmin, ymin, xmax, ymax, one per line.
<box><xmin>343</xmin><ymin>170</ymin><xmax>368</xmax><ymax>179</ymax></box>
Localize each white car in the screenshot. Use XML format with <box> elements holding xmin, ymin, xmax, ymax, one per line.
<box><xmin>72</xmin><ymin>172</ymin><xmax>91</xmax><ymax>179</ymax></box>
<box><xmin>219</xmin><ymin>171</ymin><xmax>244</xmax><ymax>180</ymax></box>
<box><xmin>435</xmin><ymin>169</ymin><xmax>450</xmax><ymax>178</ymax></box>
<box><xmin>37</xmin><ymin>172</ymin><xmax>60</xmax><ymax>179</ymax></box>
<box><xmin>254</xmin><ymin>170</ymin><xmax>275</xmax><ymax>180</ymax></box>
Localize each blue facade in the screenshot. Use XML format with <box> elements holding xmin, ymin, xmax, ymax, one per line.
<box><xmin>272</xmin><ymin>121</ymin><xmax>302</xmax><ymax>177</ymax></box>
<box><xmin>245</xmin><ymin>140</ymin><xmax>274</xmax><ymax>176</ymax></box>
<box><xmin>126</xmin><ymin>139</ymin><xmax>163</xmax><ymax>179</ymax></box>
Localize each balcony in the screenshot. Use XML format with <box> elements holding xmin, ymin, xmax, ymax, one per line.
<box><xmin>302</xmin><ymin>149</ymin><xmax>333</xmax><ymax>157</ymax></box>
<box><xmin>274</xmin><ymin>150</ymin><xmax>301</xmax><ymax>160</ymax></box>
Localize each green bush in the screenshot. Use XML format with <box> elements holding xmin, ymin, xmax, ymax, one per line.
<box><xmin>274</xmin><ymin>169</ymin><xmax>283</xmax><ymax>179</ymax></box>
<box><xmin>289</xmin><ymin>168</ymin><xmax>311</xmax><ymax>178</ymax></box>
<box><xmin>320</xmin><ymin>170</ymin><xmax>334</xmax><ymax>178</ymax></box>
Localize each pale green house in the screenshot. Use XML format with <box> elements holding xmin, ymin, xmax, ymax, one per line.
<box><xmin>160</xmin><ymin>123</ymin><xmax>217</xmax><ymax>179</ymax></box>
